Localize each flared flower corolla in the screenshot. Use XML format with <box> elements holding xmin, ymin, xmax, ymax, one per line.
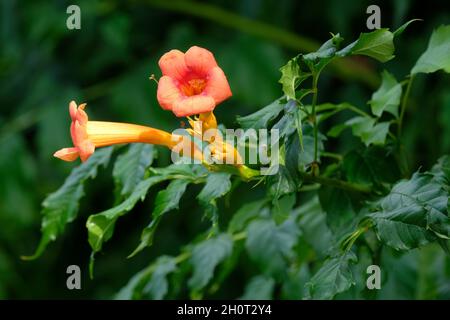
<box><xmin>54</xmin><ymin>101</ymin><xmax>200</xmax><ymax>162</ymax></box>
<box><xmin>156</xmin><ymin>46</ymin><xmax>232</xmax><ymax>117</ymax></box>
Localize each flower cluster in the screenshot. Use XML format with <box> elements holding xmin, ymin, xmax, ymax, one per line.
<box><xmin>54</xmin><ymin>46</ymin><xmax>241</xmax><ymax>172</ymax></box>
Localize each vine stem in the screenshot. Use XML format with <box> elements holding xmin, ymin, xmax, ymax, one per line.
<box><xmin>298</xmin><ymin>171</ymin><xmax>372</xmax><ymax>194</ymax></box>
<box><xmin>311</xmin><ymin>74</ymin><xmax>319</xmax><ymax>163</ymax></box>
<box><xmin>398</xmin><ymin>75</ymin><xmax>414</xmax><ymax>137</ymax></box>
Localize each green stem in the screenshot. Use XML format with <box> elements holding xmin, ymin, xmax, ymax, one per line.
<box><xmin>345</xmin><ymin>104</ymin><xmax>371</xmax><ymax>118</ymax></box>
<box><xmin>298</xmin><ymin>171</ymin><xmax>372</xmax><ymax>194</ymax></box>
<box><xmin>398</xmin><ymin>75</ymin><xmax>414</xmax><ymax>137</ymax></box>
<box><xmin>341</xmin><ymin>220</ymin><xmax>373</xmax><ymax>252</ymax></box>
<box><xmin>320</xmin><ymin>151</ymin><xmax>343</xmax><ymax>161</ymax></box>
<box><xmin>311</xmin><ymin>74</ymin><xmax>319</xmax><ymax>166</ymax></box>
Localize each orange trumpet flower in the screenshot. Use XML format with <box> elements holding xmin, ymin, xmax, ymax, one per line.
<box><xmin>54</xmin><ymin>101</ymin><xmax>202</xmax><ymax>162</ymax></box>
<box><xmin>156</xmin><ymin>46</ymin><xmax>232</xmax><ymax>117</ymax></box>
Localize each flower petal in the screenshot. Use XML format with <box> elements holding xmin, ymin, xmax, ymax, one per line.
<box><xmin>158</xmin><ymin>49</ymin><xmax>189</xmax><ymax>80</ymax></box>
<box><xmin>157</xmin><ymin>76</ymin><xmax>183</xmax><ymax>110</ymax></box>
<box><xmin>72</xmin><ymin>121</ymin><xmax>88</xmax><ymax>147</ymax></box>
<box><xmin>69</xmin><ymin>101</ymin><xmax>78</xmax><ymax>120</ymax></box>
<box><xmin>78</xmin><ymin>140</ymin><xmax>96</xmax><ymax>162</ymax></box>
<box><xmin>54</xmin><ymin>147</ymin><xmax>80</xmax><ymax>162</ymax></box>
<box><xmin>76</xmin><ymin>103</ymin><xmax>88</xmax><ymax>124</ymax></box>
<box><xmin>184</xmin><ymin>46</ymin><xmax>217</xmax><ymax>76</ymax></box>
<box><xmin>173</xmin><ymin>96</ymin><xmax>215</xmax><ymax>117</ymax></box>
<box><xmin>204</xmin><ymin>67</ymin><xmax>232</xmax><ymax>104</ymax></box>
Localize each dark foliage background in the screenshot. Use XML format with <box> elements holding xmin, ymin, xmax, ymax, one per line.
<box><xmin>0</xmin><ymin>0</ymin><xmax>449</xmax><ymax>299</ymax></box>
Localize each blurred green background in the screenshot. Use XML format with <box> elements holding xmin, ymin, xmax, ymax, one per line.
<box><xmin>0</xmin><ymin>0</ymin><xmax>449</xmax><ymax>299</ymax></box>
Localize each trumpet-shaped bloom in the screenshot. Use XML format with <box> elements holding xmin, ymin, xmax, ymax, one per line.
<box><xmin>54</xmin><ymin>101</ymin><xmax>201</xmax><ymax>162</ymax></box>
<box><xmin>157</xmin><ymin>46</ymin><xmax>232</xmax><ymax>117</ymax></box>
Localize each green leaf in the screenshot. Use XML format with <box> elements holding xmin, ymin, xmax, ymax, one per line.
<box><xmin>188</xmin><ymin>233</ymin><xmax>233</xmax><ymax>291</ymax></box>
<box><xmin>285</xmin><ymin>123</ymin><xmax>325</xmax><ymax>172</ymax></box>
<box><xmin>369</xmin><ymin>70</ymin><xmax>402</xmax><ymax>117</ymax></box>
<box><xmin>87</xmin><ymin>164</ymin><xmax>204</xmax><ymax>254</ymax></box>
<box><xmin>23</xmin><ymin>147</ymin><xmax>113</xmax><ymax>260</ymax></box>
<box><xmin>345</xmin><ymin>116</ymin><xmax>390</xmax><ymax>146</ymax></box>
<box><xmin>281</xmin><ymin>265</ymin><xmax>311</xmax><ymax>299</ymax></box>
<box><xmin>343</xmin><ymin>147</ymin><xmax>401</xmax><ymax>187</ymax></box>
<box><xmin>272</xmin><ymin>100</ymin><xmax>300</xmax><ymax>142</ymax></box>
<box><xmin>294</xmin><ymin>106</ymin><xmax>304</xmax><ymax>151</ymax></box>
<box><xmin>130</xmin><ymin>179</ymin><xmax>190</xmax><ymax>257</ymax></box>
<box><xmin>113</xmin><ymin>144</ymin><xmax>156</xmax><ymax>197</ymax></box>
<box><xmin>306</xmin><ymin>252</ymin><xmax>356</xmax><ymax>299</ymax></box>
<box><xmin>239</xmin><ymin>275</ymin><xmax>275</xmax><ymax>300</ymax></box>
<box><xmin>237</xmin><ymin>98</ymin><xmax>285</xmax><ymax>130</ymax></box>
<box><xmin>319</xmin><ymin>186</ymin><xmax>355</xmax><ymax>232</ymax></box>
<box><xmin>197</xmin><ymin>172</ymin><xmax>232</xmax><ymax>204</ymax></box>
<box><xmin>431</xmin><ymin>155</ymin><xmax>450</xmax><ymax>185</ymax></box>
<box><xmin>412</xmin><ymin>25</ymin><xmax>450</xmax><ymax>74</ymax></box>
<box><xmin>86</xmin><ymin>175</ymin><xmax>167</xmax><ymax>253</ymax></box>
<box><xmin>338</xmin><ymin>29</ymin><xmax>395</xmax><ymax>62</ymax></box>
<box><xmin>303</xmin><ymin>33</ymin><xmax>344</xmax><ymax>72</ymax></box>
<box><xmin>115</xmin><ymin>255</ymin><xmax>176</xmax><ymax>300</ymax></box>
<box><xmin>393</xmin><ymin>19</ymin><xmax>422</xmax><ymax>37</ymax></box>
<box><xmin>279</xmin><ymin>57</ymin><xmax>300</xmax><ymax>101</ymax></box>
<box><xmin>266</xmin><ymin>165</ymin><xmax>298</xmax><ymax>199</ymax></box>
<box><xmin>115</xmin><ymin>269</ymin><xmax>147</xmax><ymax>300</ymax></box>
<box><xmin>327</xmin><ymin>123</ymin><xmax>347</xmax><ymax>138</ymax></box>
<box><xmin>294</xmin><ymin>196</ymin><xmax>334</xmax><ymax>257</ymax></box>
<box><xmin>228</xmin><ymin>199</ymin><xmax>268</xmax><ymax>233</ymax></box>
<box><xmin>245</xmin><ymin>218</ymin><xmax>299</xmax><ymax>277</ymax></box>
<box><xmin>273</xmin><ymin>193</ymin><xmax>296</xmax><ymax>224</ymax></box>
<box><xmin>197</xmin><ymin>172</ymin><xmax>232</xmax><ymax>228</ymax></box>
<box><xmin>279</xmin><ymin>56</ymin><xmax>312</xmax><ymax>100</ymax></box>
<box><xmin>143</xmin><ymin>256</ymin><xmax>177</xmax><ymax>300</ymax></box>
<box><xmin>369</xmin><ymin>172</ymin><xmax>450</xmax><ymax>250</ymax></box>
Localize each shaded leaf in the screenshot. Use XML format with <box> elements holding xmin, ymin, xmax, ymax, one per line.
<box><xmin>24</xmin><ymin>147</ymin><xmax>113</xmax><ymax>260</ymax></box>
<box><xmin>237</xmin><ymin>98</ymin><xmax>284</xmax><ymax>130</ymax></box>
<box><xmin>306</xmin><ymin>252</ymin><xmax>356</xmax><ymax>299</ymax></box>
<box><xmin>143</xmin><ymin>256</ymin><xmax>177</xmax><ymax>300</ymax></box>
<box><xmin>266</xmin><ymin>165</ymin><xmax>298</xmax><ymax>199</ymax></box>
<box><xmin>319</xmin><ymin>186</ymin><xmax>355</xmax><ymax>232</ymax></box>
<box><xmin>228</xmin><ymin>199</ymin><xmax>268</xmax><ymax>233</ymax></box>
<box><xmin>115</xmin><ymin>255</ymin><xmax>176</xmax><ymax>300</ymax></box>
<box><xmin>343</xmin><ymin>147</ymin><xmax>401</xmax><ymax>187</ymax></box>
<box><xmin>113</xmin><ymin>144</ymin><xmax>155</xmax><ymax>197</ymax></box>
<box><xmin>197</xmin><ymin>172</ymin><xmax>232</xmax><ymax>227</ymax></box>
<box><xmin>369</xmin><ymin>172</ymin><xmax>450</xmax><ymax>250</ymax></box>
<box><xmin>86</xmin><ymin>175</ymin><xmax>167</xmax><ymax>253</ymax></box>
<box><xmin>285</xmin><ymin>123</ymin><xmax>325</xmax><ymax>172</ymax></box>
<box><xmin>188</xmin><ymin>234</ymin><xmax>233</xmax><ymax>291</ymax></box>
<box><xmin>431</xmin><ymin>155</ymin><xmax>450</xmax><ymax>186</ymax></box>
<box><xmin>130</xmin><ymin>179</ymin><xmax>190</xmax><ymax>257</ymax></box>
<box><xmin>87</xmin><ymin>165</ymin><xmax>204</xmax><ymax>254</ymax></box>
<box><xmin>294</xmin><ymin>196</ymin><xmax>334</xmax><ymax>257</ymax></box>
<box><xmin>245</xmin><ymin>218</ymin><xmax>299</xmax><ymax>277</ymax></box>
<box><xmin>239</xmin><ymin>275</ymin><xmax>275</xmax><ymax>300</ymax></box>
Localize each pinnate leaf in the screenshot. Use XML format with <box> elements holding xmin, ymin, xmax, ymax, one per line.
<box><xmin>113</xmin><ymin>144</ymin><xmax>155</xmax><ymax>197</ymax></box>
<box><xmin>24</xmin><ymin>147</ymin><xmax>113</xmax><ymax>260</ymax></box>
<box><xmin>188</xmin><ymin>233</ymin><xmax>233</xmax><ymax>291</ymax></box>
